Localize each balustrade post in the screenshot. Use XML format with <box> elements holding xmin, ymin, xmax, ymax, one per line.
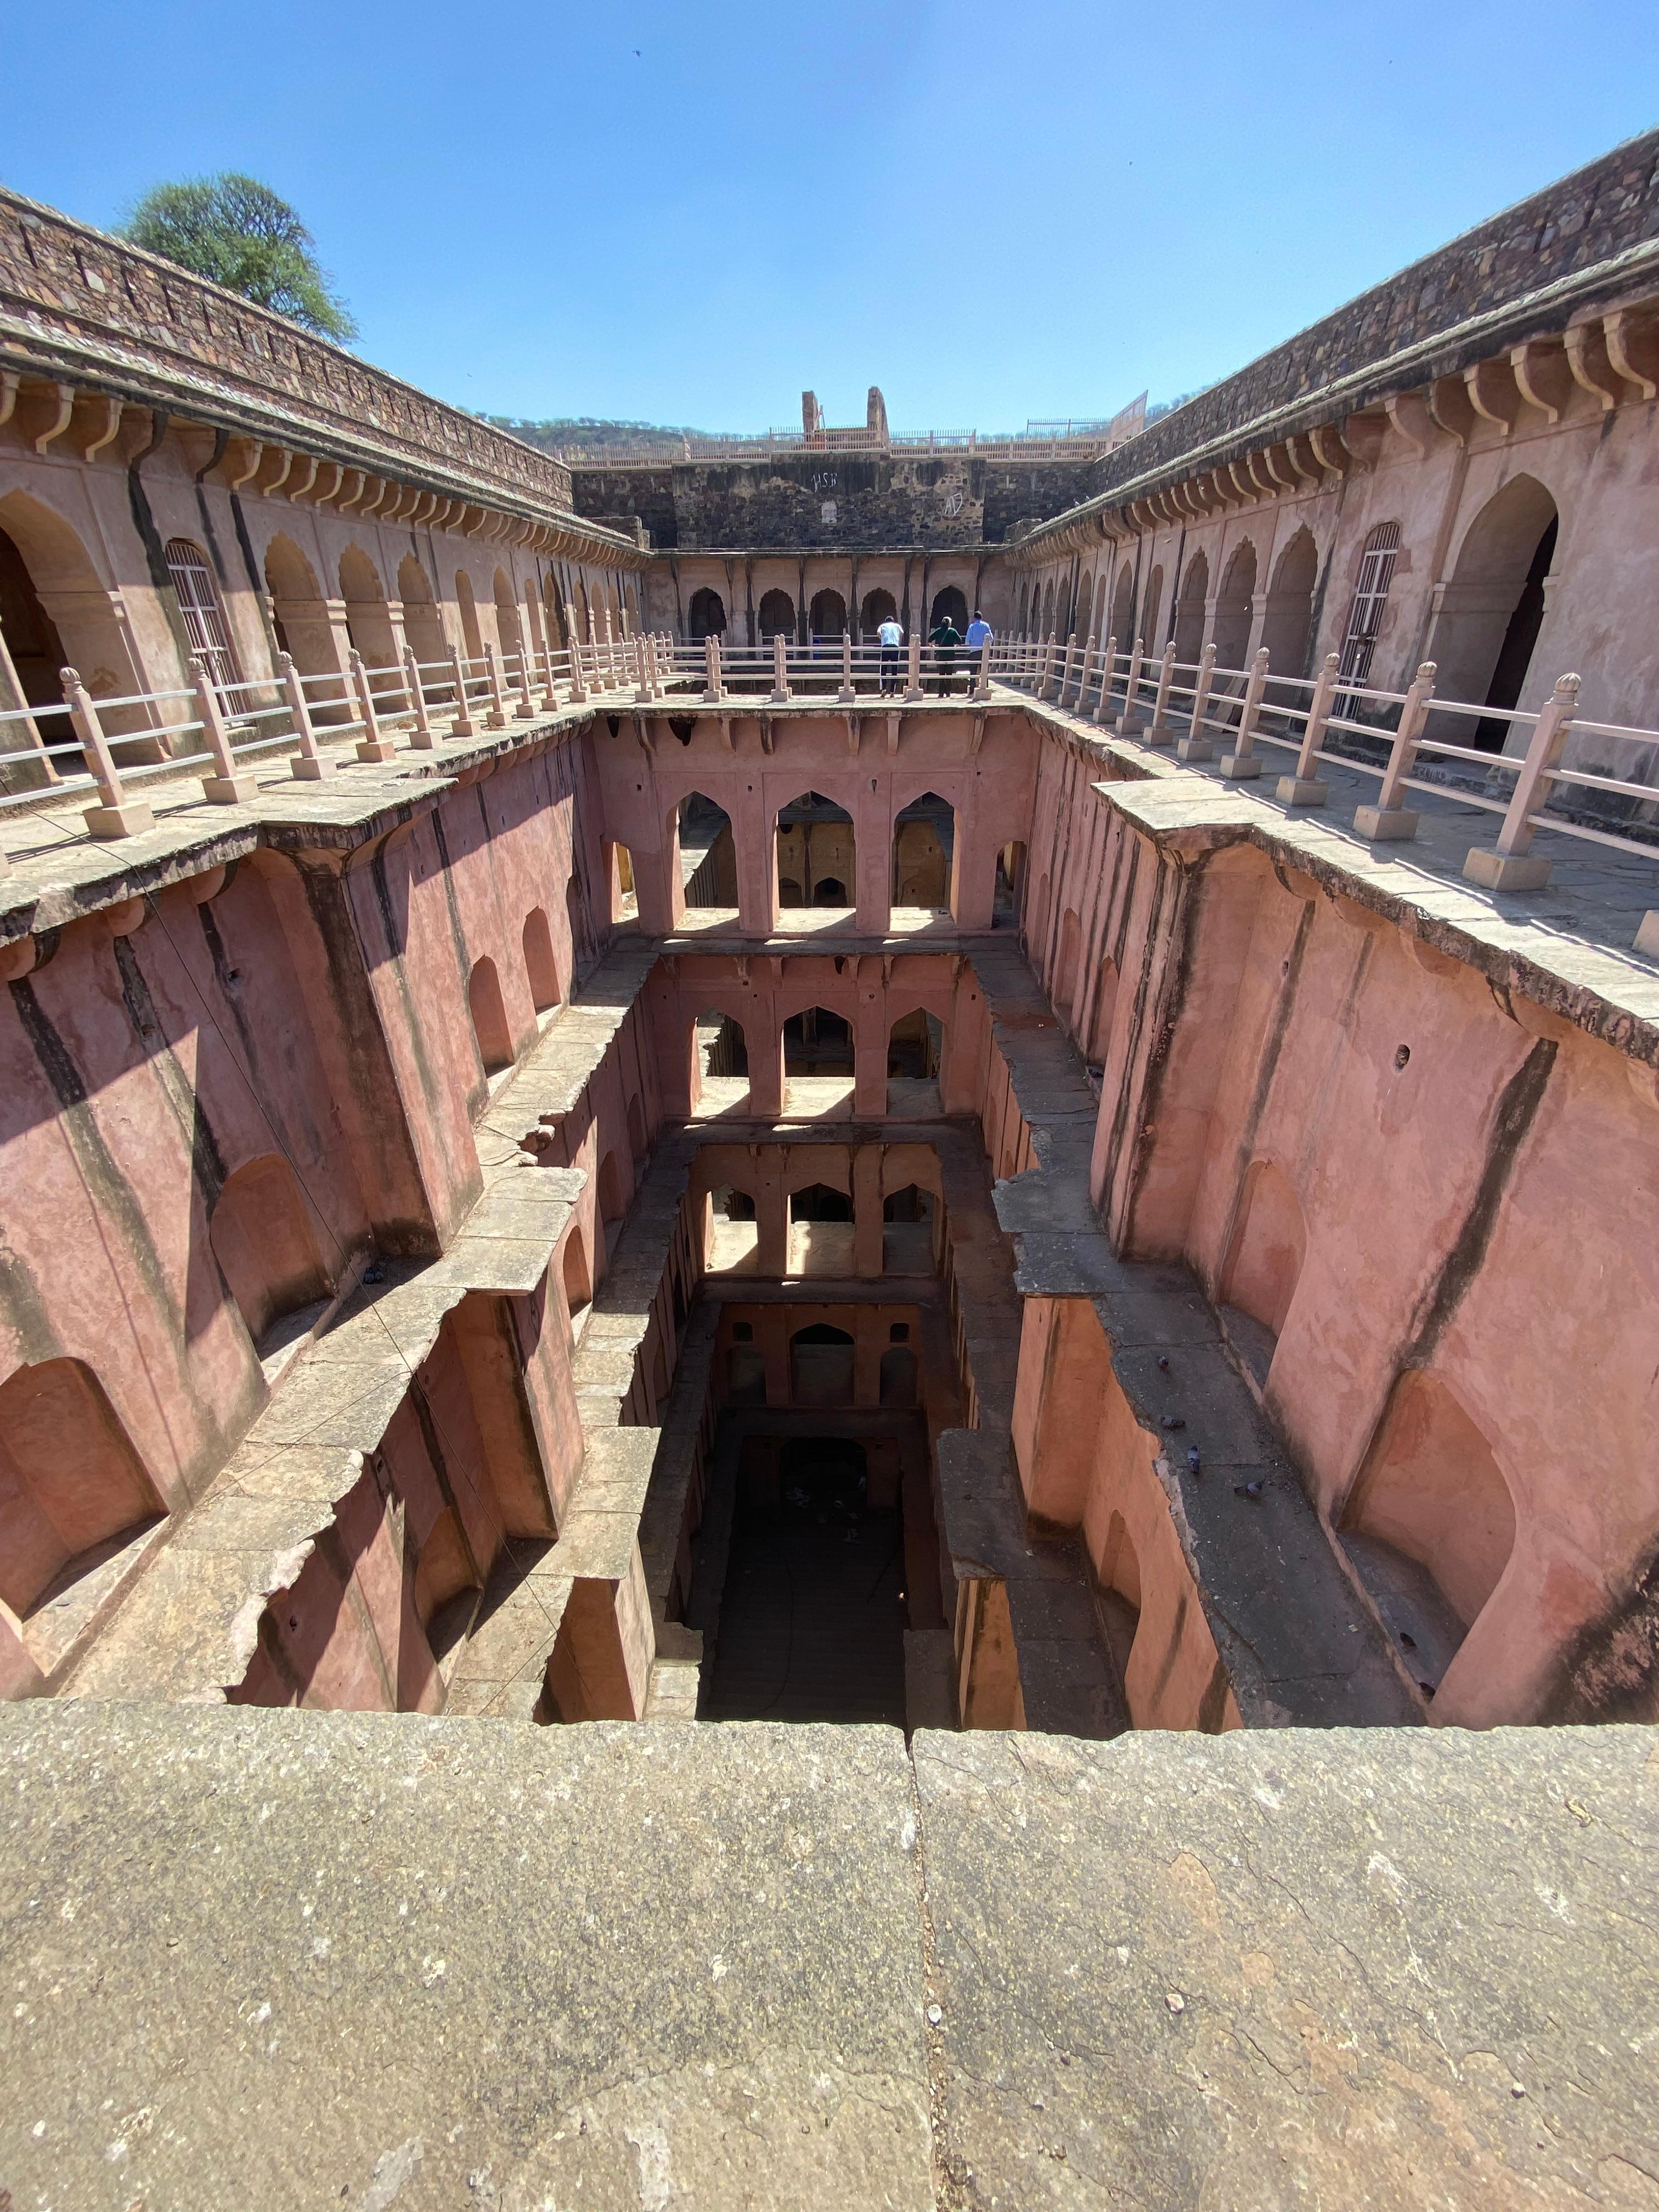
<box><xmin>1177</xmin><ymin>644</ymin><xmax>1218</xmax><ymax>760</ymax></box>
<box><xmin>513</xmin><ymin>644</ymin><xmax>537</xmax><ymax>720</ymax></box>
<box><xmin>404</xmin><ymin>647</ymin><xmax>436</xmax><ymax>748</ymax></box>
<box><xmin>1463</xmin><ymin>672</ymin><xmax>1581</xmax><ymax>889</ymax></box>
<box><xmin>448</xmin><ymin>645</ymin><xmax>476</xmax><ymax>737</ymax></box>
<box><xmin>192</xmin><ymin>661</ymin><xmax>258</xmax><ymax>802</ymax></box>
<box><xmin>1278</xmin><ymin>653</ymin><xmax>1339</xmax><ymax>804</ymax></box>
<box><xmin>973</xmin><ymin>635</ymin><xmax>993</xmax><ymax>701</ymax></box>
<box><xmin>634</xmin><ymin>630</ymin><xmax>654</xmax><ymax>705</ymax></box>
<box><xmin>905</xmin><ymin>627</ymin><xmax>923</xmax><ymax>701</ymax></box>
<box><xmin>1092</xmin><ymin>636</ymin><xmax>1118</xmax><ymax>725</ymax></box>
<box><xmin>281</xmin><ymin>652</ymin><xmax>335</xmax><ymax>779</ymax></box>
<box><xmin>1144</xmin><ymin>640</ymin><xmax>1178</xmax><ymax>746</ymax></box>
<box><xmin>1219</xmin><ymin>648</ymin><xmax>1271</xmax><ymax>779</ymax></box>
<box><xmin>601</xmin><ymin>608</ymin><xmax>617</xmax><ymax>686</ymax></box>
<box><xmin>563</xmin><ymin>608</ymin><xmax>586</xmax><ymax>703</ymax></box>
<box><xmin>772</xmin><ymin>631</ymin><xmax>790</xmax><ymax>703</ymax></box>
<box><xmin>1042</xmin><ymin>633</ymin><xmax>1061</xmax><ymax>701</ymax></box>
<box><xmin>1116</xmin><ymin>636</ymin><xmax>1147</xmax><ymax>734</ymax></box>
<box><xmin>704</xmin><ymin>634</ymin><xmax>724</xmax><ymax>702</ymax></box>
<box><xmin>1355</xmin><ymin>662</ymin><xmax>1436</xmax><ymax>840</ymax></box>
<box><xmin>482</xmin><ymin>643</ymin><xmax>509</xmax><ymax>732</ymax></box>
<box><xmin>351</xmin><ymin>649</ymin><xmax>397</xmax><ymax>761</ymax></box>
<box><xmin>63</xmin><ymin>666</ymin><xmax>154</xmax><ymax>837</ymax></box>
<box><xmin>839</xmin><ymin>628</ymin><xmax>855</xmax><ymax>704</ymax></box>
<box><xmin>538</xmin><ymin>629</ymin><xmax>559</xmax><ymax>711</ymax></box>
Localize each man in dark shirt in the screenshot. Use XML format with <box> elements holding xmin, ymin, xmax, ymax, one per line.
<box><xmin>929</xmin><ymin>614</ymin><xmax>963</xmax><ymax>696</ymax></box>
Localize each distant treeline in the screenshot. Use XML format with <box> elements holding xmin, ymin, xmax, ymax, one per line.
<box><xmin>480</xmin><ymin>414</ymin><xmax>708</xmax><ymax>455</ymax></box>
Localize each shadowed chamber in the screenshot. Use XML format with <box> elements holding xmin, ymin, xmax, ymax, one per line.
<box><xmin>704</xmin><ymin>1436</ymin><xmax>906</xmax><ymax>1725</ymax></box>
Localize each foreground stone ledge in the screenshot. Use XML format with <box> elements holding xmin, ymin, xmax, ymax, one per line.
<box><xmin>1</xmin><ymin>1705</ymin><xmax>1655</xmax><ymax>2210</ymax></box>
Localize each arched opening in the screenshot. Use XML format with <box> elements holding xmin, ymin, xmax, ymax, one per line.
<box><xmin>758</xmin><ymin>589</ymin><xmax>796</xmax><ymax>642</ymax></box>
<box><xmin>891</xmin><ymin>791</ymin><xmax>955</xmax><ymax>911</ymax></box>
<box><xmin>1054</xmin><ymin>906</ymin><xmax>1082</xmax><ymax>1018</ymax></box>
<box><xmin>1141</xmin><ymin>563</ymin><xmax>1165</xmax><ymax>653</ymax></box>
<box><xmin>561</xmin><ymin>1227</ymin><xmax>592</xmax><ymax>1335</ymax></box>
<box><xmin>266</xmin><ymin>532</ymin><xmax>345</xmax><ymax>712</ymax></box>
<box><xmin>1218</xmin><ymin>1159</ymin><xmax>1307</xmax><ymax>1389</ymax></box>
<box><xmin>1096</xmin><ymin>1510</ymin><xmax>1142</xmax><ymax>1696</ymax></box>
<box><xmin>0</xmin><ymin>521</ymin><xmax>69</xmax><ymax>720</ymax></box>
<box><xmin>627</xmin><ymin>1092</ymin><xmax>648</xmax><ymax>1165</ymax></box>
<box><xmin>522</xmin><ymin>908</ymin><xmax>561</xmax><ymax>1014</ymax></box>
<box><xmin>398</xmin><ymin>555</ymin><xmax>448</xmax><ymax>681</ymax></box>
<box><xmin>1172</xmin><ymin>550</ymin><xmax>1208</xmax><ymax>667</ymax></box>
<box><xmin>687</xmin><ymin>586</ymin><xmax>725</xmax><ymax>641</ymax></box>
<box><xmin>165</xmin><ymin>538</ymin><xmax>241</xmax><ymax>695</ymax></box>
<box><xmin>1076</xmin><ymin>572</ymin><xmax>1096</xmax><ymax>641</ymax></box>
<box><xmin>1430</xmin><ymin>478</ymin><xmax>1560</xmax><ymax>749</ymax></box>
<box><xmin>455</xmin><ymin>570</ymin><xmax>484</xmax><ymax>665</ymax></box>
<box><xmin>565</xmin><ymin>868</ymin><xmax>588</xmax><ymax>974</ymax></box>
<box><xmin>809</xmin><ymin>588</ymin><xmax>847</xmax><ymax>641</ymax></box>
<box><xmin>606</xmin><ymin>840</ymin><xmax>637</xmax><ymax>924</ymax></box>
<box><xmin>776</xmin><ymin>791</ymin><xmax>854</xmax><ymax>912</ymax></box>
<box><xmin>879</xmin><ymin>1344</ymin><xmax>918</xmax><ymax>1407</ymax></box>
<box><xmin>338</xmin><ymin>545</ymin><xmax>399</xmax><ymax>690</ymax></box>
<box><xmin>1085</xmin><ymin>952</ymin><xmax>1120</xmax><ymax>1068</ymax></box>
<box><xmin>882</xmin><ymin>1184</ymin><xmax>939</xmax><ymax>1274</ymax></box>
<box><xmin>1336</xmin><ymin>522</ymin><xmax>1402</xmax><ymax>696</ymax></box>
<box><xmin>1093</xmin><ymin>573</ymin><xmax>1109</xmax><ymax>642</ymax></box>
<box><xmin>994</xmin><ymin>839</ymin><xmax>1026</xmax><ymax>924</ymax></box>
<box><xmin>0</xmin><ymin>491</ymin><xmax>145</xmax><ymax>747</ymax></box>
<box><xmin>467</xmin><ymin>955</ymin><xmax>514</xmax><ymax>1079</ymax></box>
<box><xmin>493</xmin><ymin>567</ymin><xmax>523</xmax><ymax>660</ymax></box>
<box><xmin>860</xmin><ymin>586</ymin><xmax>897</xmax><ymax>635</ymax></box>
<box><xmin>790</xmin><ymin>1323</ymin><xmax>855</xmax><ymax>1407</ymax></box>
<box><xmin>1040</xmin><ymin>580</ymin><xmax>1056</xmax><ymax>636</ymax></box>
<box><xmin>887</xmin><ymin>1009</ymin><xmax>943</xmax><ymax>1115</ymax></box>
<box><xmin>209</xmin><ymin>1153</ymin><xmax>332</xmax><ymax>1358</ymax></box>
<box><xmin>1017</xmin><ymin>582</ymin><xmax>1030</xmax><ymax>634</ymax></box>
<box><xmin>788</xmin><ymin>1181</ymin><xmax>854</xmax><ymax>1276</ymax></box>
<box><xmin>1262</xmin><ymin>528</ymin><xmax>1317</xmax><ymax>676</ymax></box>
<box><xmin>706</xmin><ymin>1186</ymin><xmax>758</xmax><ymax>1273</ymax></box>
<box><xmin>691</xmin><ymin>1008</ymin><xmax>749</xmax><ymax>1113</ymax></box>
<box><xmin>1212</xmin><ymin>541</ymin><xmax>1256</xmax><ymax>673</ymax></box>
<box><xmin>1110</xmin><ymin>563</ymin><xmax>1135</xmax><ymax>648</ymax></box>
<box><xmin>782</xmin><ymin>1005</ymin><xmax>854</xmax><ymax>1115</ymax></box>
<box><xmin>597</xmin><ymin>1149</ymin><xmax>627</xmax><ymax>1257</ymax></box>
<box><xmin>0</xmin><ymin>1356</ymin><xmax>165</xmax><ymax>1683</ymax></box>
<box><xmin>929</xmin><ymin>584</ymin><xmax>969</xmax><ymax>633</ymax></box>
<box><xmin>1341</xmin><ymin>1370</ymin><xmax>1517</xmax><ymax>1698</ymax></box>
<box><xmin>677</xmin><ymin>792</ymin><xmax>737</xmax><ymax>911</ymax></box>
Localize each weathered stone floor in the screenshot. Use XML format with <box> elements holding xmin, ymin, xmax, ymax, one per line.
<box><xmin>2</xmin><ymin>1701</ymin><xmax>1652</xmax><ymax>2211</ymax></box>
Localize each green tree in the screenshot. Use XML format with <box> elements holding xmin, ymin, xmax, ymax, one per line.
<box><xmin>121</xmin><ymin>174</ymin><xmax>357</xmax><ymax>343</ymax></box>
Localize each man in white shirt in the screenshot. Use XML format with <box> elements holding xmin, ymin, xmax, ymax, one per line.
<box><xmin>878</xmin><ymin>614</ymin><xmax>903</xmax><ymax>695</ymax></box>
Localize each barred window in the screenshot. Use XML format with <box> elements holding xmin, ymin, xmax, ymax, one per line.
<box><xmin>1336</xmin><ymin>522</ymin><xmax>1401</xmax><ymax>690</ymax></box>
<box><xmin>165</xmin><ymin>539</ymin><xmax>240</xmax><ymax>692</ymax></box>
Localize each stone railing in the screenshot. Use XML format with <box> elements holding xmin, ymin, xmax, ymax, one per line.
<box><xmin>0</xmin><ymin>188</ymin><xmax>585</xmax><ymax>527</ymax></box>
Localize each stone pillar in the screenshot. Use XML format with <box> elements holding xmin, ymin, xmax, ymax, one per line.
<box><xmin>631</xmin><ymin>834</ymin><xmax>676</xmax><ymax>936</ymax></box>
<box><xmin>755</xmin><ymin>1172</ymin><xmax>789</xmax><ymax>1279</ymax></box>
<box><xmin>731</xmin><ymin>782</ymin><xmax>774</xmax><ymax>938</ymax></box>
<box><xmin>950</xmin><ymin>778</ymin><xmax>995</xmax><ymax>931</ymax></box>
<box><xmin>853</xmin><ymin>962</ymin><xmax>888</xmax><ymax>1118</ymax></box>
<box><xmin>854</xmin><ymin>778</ymin><xmax>889</xmax><ymax>936</ymax></box>
<box><xmin>852</xmin><ymin>1144</ymin><xmax>885</xmax><ymax>1278</ymax></box>
<box><xmin>749</xmin><ymin>1009</ymin><xmax>786</xmax><ymax>1120</ymax></box>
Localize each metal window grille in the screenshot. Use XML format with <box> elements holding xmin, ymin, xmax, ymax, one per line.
<box><xmin>165</xmin><ymin>539</ymin><xmax>240</xmax><ymax>692</ymax></box>
<box><xmin>1336</xmin><ymin>523</ymin><xmax>1401</xmax><ymax>692</ymax></box>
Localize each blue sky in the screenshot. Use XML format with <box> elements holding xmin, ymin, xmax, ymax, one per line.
<box><xmin>5</xmin><ymin>1</ymin><xmax>1656</xmax><ymax>434</ymax></box>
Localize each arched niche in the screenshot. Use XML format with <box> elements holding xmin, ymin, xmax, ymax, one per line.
<box><xmin>1093</xmin><ymin>572</ymin><xmax>1109</xmax><ymax>642</ymax></box>
<box><xmin>1431</xmin><ymin>475</ymin><xmax>1560</xmax><ymax>749</ymax></box>
<box><xmin>1218</xmin><ymin>1159</ymin><xmax>1307</xmax><ymax>1389</ymax></box>
<box><xmin>522</xmin><ymin>907</ymin><xmax>561</xmax><ymax>1014</ymax></box>
<box><xmin>994</xmin><ymin>840</ymin><xmax>1026</xmax><ymax>924</ymax></box>
<box><xmin>1212</xmin><ymin>540</ymin><xmax>1257</xmax><ymax>672</ymax></box>
<box><xmin>266</xmin><ymin>531</ymin><xmax>346</xmax><ymax>714</ymax></box>
<box><xmin>455</xmin><ymin>569</ymin><xmax>484</xmax><ymax>664</ymax></box>
<box><xmin>1076</xmin><ymin>572</ymin><xmax>1096</xmax><ymax>639</ymax></box>
<box><xmin>782</xmin><ymin>1005</ymin><xmax>855</xmax><ymax>1113</ymax></box>
<box><xmin>882</xmin><ymin>1183</ymin><xmax>939</xmax><ymax>1275</ymax></box>
<box><xmin>210</xmin><ymin>1153</ymin><xmax>332</xmax><ymax>1357</ymax></box>
<box><xmin>891</xmin><ymin>791</ymin><xmax>955</xmax><ymax>911</ymax></box>
<box><xmin>690</xmin><ymin>1008</ymin><xmax>749</xmax><ymax>1113</ymax></box>
<box><xmin>758</xmin><ymin>589</ymin><xmax>795</xmax><ymax>642</ymax></box>
<box><xmin>467</xmin><ymin>955</ymin><xmax>514</xmax><ymax>1079</ymax></box>
<box><xmin>860</xmin><ymin>586</ymin><xmax>897</xmax><ymax>634</ymax></box>
<box><xmin>1262</xmin><ymin>527</ymin><xmax>1318</xmax><ymax>675</ymax></box>
<box><xmin>1096</xmin><ymin>1509</ymin><xmax>1142</xmax><ymax>1695</ymax></box>
<box><xmin>1172</xmin><ymin>550</ymin><xmax>1208</xmax><ymax>667</ymax></box>
<box><xmin>398</xmin><ymin>554</ymin><xmax>448</xmax><ymax>678</ymax></box>
<box><xmin>0</xmin><ymin>490</ymin><xmax>145</xmax><ymax>746</ymax></box>
<box><xmin>1341</xmin><ymin>1369</ymin><xmax>1517</xmax><ymax>1700</ymax></box>
<box><xmin>787</xmin><ymin>1180</ymin><xmax>854</xmax><ymax>1276</ymax></box>
<box><xmin>790</xmin><ymin>1322</ymin><xmax>854</xmax><ymax>1407</ymax></box>
<box><xmin>1142</xmin><ymin>563</ymin><xmax>1165</xmax><ymax>653</ymax></box>
<box><xmin>677</xmin><ymin>792</ymin><xmax>737</xmax><ymax>910</ymax></box>
<box><xmin>776</xmin><ymin>791</ymin><xmax>854</xmax><ymax>913</ymax></box>
<box><xmin>1054</xmin><ymin>906</ymin><xmax>1082</xmax><ymax>1018</ymax></box>
<box><xmin>1086</xmin><ymin>952</ymin><xmax>1120</xmax><ymax>1067</ymax></box>
<box><xmin>1041</xmin><ymin>580</ymin><xmax>1056</xmax><ymax>636</ymax></box>
<box><xmin>597</xmin><ymin>1149</ymin><xmax>627</xmax><ymax>1256</ymax></box>
<box><xmin>929</xmin><ymin>584</ymin><xmax>969</xmax><ymax>633</ymax></box>
<box><xmin>1110</xmin><ymin>563</ymin><xmax>1135</xmax><ymax>646</ymax></box>
<box><xmin>493</xmin><ymin>567</ymin><xmax>523</xmax><ymax>657</ymax></box>
<box><xmin>809</xmin><ymin>588</ymin><xmax>847</xmax><ymax>640</ymax></box>
<box><xmin>705</xmin><ymin>1184</ymin><xmax>758</xmax><ymax>1273</ymax></box>
<box><xmin>687</xmin><ymin>586</ymin><xmax>726</xmax><ymax>641</ymax></box>
<box><xmin>886</xmin><ymin>1007</ymin><xmax>943</xmax><ymax>1116</ymax></box>
<box><xmin>561</xmin><ymin>1225</ymin><xmax>592</xmax><ymax>1332</ymax></box>
<box><xmin>338</xmin><ymin>544</ymin><xmax>399</xmax><ymax>687</ymax></box>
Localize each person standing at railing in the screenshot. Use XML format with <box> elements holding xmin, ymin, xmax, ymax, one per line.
<box><xmin>964</xmin><ymin>610</ymin><xmax>994</xmax><ymax>656</ymax></box>
<box><xmin>929</xmin><ymin>612</ymin><xmax>963</xmax><ymax>696</ymax></box>
<box><xmin>878</xmin><ymin>613</ymin><xmax>904</xmax><ymax>695</ymax></box>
